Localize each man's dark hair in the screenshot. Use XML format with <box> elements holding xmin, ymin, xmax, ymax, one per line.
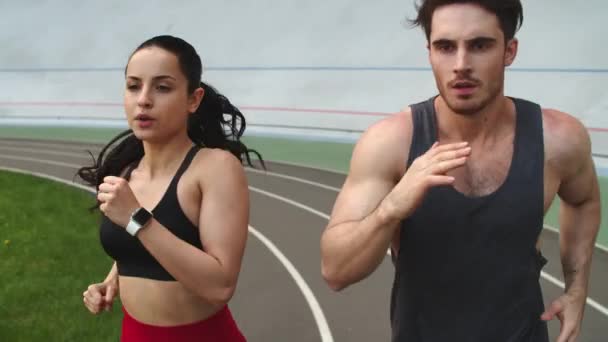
<box><xmin>410</xmin><ymin>0</ymin><xmax>523</xmax><ymax>41</ymax></box>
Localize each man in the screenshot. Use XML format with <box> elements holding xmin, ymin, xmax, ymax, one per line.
<box><xmin>320</xmin><ymin>1</ymin><xmax>601</xmax><ymax>341</ymax></box>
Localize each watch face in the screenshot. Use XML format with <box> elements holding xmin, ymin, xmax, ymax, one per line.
<box><xmin>132</xmin><ymin>208</ymin><xmax>152</xmax><ymax>225</ymax></box>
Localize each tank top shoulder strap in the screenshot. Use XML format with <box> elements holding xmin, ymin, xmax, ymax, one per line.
<box><xmin>164</xmin><ymin>145</ymin><xmax>202</xmax><ymax>193</ymax></box>
<box><xmin>511</xmin><ymin>97</ymin><xmax>543</xmax><ymax>153</ymax></box>
<box><xmin>176</xmin><ymin>145</ymin><xmax>201</xmax><ymax>179</ymax></box>
<box><xmin>509</xmin><ymin>97</ymin><xmax>544</xmax><ymax>183</ymax></box>
<box><xmin>407</xmin><ymin>96</ymin><xmax>439</xmax><ymax>166</ymax></box>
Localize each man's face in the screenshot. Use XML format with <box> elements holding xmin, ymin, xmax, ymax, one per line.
<box><xmin>428</xmin><ymin>3</ymin><xmax>518</xmax><ymax>115</ymax></box>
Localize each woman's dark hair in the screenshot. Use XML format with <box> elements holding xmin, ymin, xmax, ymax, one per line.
<box><xmin>77</xmin><ymin>35</ymin><xmax>264</xmax><ymax>204</ymax></box>
<box><xmin>409</xmin><ymin>0</ymin><xmax>523</xmax><ymax>42</ymax></box>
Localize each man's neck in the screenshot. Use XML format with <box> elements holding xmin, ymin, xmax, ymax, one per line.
<box><xmin>434</xmin><ymin>95</ymin><xmax>515</xmax><ymax>144</ymax></box>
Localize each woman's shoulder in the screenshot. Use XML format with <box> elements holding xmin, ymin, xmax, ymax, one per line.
<box><xmin>191</xmin><ymin>147</ymin><xmax>247</xmax><ymax>181</ymax></box>
<box><xmin>194</xmin><ymin>147</ymin><xmax>242</xmax><ymax>165</ymax></box>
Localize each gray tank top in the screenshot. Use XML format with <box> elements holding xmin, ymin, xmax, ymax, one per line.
<box><xmin>390</xmin><ymin>96</ymin><xmax>549</xmax><ymax>341</ymax></box>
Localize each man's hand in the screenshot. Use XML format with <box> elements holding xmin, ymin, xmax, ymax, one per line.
<box><xmin>380</xmin><ymin>141</ymin><xmax>470</xmax><ymax>221</ymax></box>
<box><xmin>541</xmin><ymin>292</ymin><xmax>586</xmax><ymax>342</ymax></box>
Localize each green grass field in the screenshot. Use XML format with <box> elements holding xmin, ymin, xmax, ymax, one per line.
<box><xmin>0</xmin><ymin>171</ymin><xmax>121</xmax><ymax>341</ymax></box>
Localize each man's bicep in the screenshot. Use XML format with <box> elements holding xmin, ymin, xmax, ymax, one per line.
<box><xmin>328</xmin><ymin>138</ymin><xmax>398</xmax><ymax>227</ymax></box>
<box><xmin>328</xmin><ymin>176</ymin><xmax>395</xmax><ymax>227</ymax></box>
<box><xmin>556</xmin><ymin>119</ymin><xmax>598</xmax><ymax>206</ymax></box>
<box><xmin>558</xmin><ymin>154</ymin><xmax>599</xmax><ymax>206</ymax></box>
<box><xmin>544</xmin><ymin>109</ymin><xmax>597</xmax><ymax>206</ymax></box>
<box><xmin>327</xmin><ymin>113</ymin><xmax>409</xmax><ymax>228</ymax></box>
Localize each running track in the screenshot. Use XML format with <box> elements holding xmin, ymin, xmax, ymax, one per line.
<box><xmin>0</xmin><ymin>138</ymin><xmax>606</xmax><ymax>341</ymax></box>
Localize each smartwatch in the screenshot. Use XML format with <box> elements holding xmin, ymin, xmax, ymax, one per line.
<box><xmin>126</xmin><ymin>207</ymin><xmax>153</xmax><ymax>236</ymax></box>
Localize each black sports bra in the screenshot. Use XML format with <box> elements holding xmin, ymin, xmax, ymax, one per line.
<box><xmin>99</xmin><ymin>146</ymin><xmax>203</xmax><ymax>281</ymax></box>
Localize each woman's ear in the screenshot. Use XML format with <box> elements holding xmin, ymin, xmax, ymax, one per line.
<box><xmin>189</xmin><ymin>87</ymin><xmax>205</xmax><ymax>113</ymax></box>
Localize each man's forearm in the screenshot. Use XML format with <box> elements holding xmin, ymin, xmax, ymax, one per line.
<box><xmin>321</xmin><ymin>203</ymin><xmax>401</xmax><ymax>291</ymax></box>
<box><xmin>559</xmin><ymin>198</ymin><xmax>601</xmax><ymax>295</ymax></box>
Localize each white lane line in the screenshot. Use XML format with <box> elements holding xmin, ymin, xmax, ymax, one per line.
<box><xmin>264</xmin><ymin>159</ymin><xmax>347</xmax><ymax>175</ymax></box>
<box><xmin>248</xmin><ymin>225</ymin><xmax>333</xmax><ymax>342</ymax></box>
<box><xmin>543</xmin><ymin>225</ymin><xmax>560</xmax><ymax>234</ymax></box>
<box><xmin>247</xmin><ymin>168</ymin><xmax>341</xmax><ymax>192</ymax></box>
<box><xmin>0</xmin><ymin>145</ymin><xmax>90</xmax><ymax>158</ymax></box>
<box><xmin>0</xmin><ymin>154</ymin><xmax>81</xmax><ymax>168</ymax></box>
<box><xmin>0</xmin><ymin>139</ymin><xmax>102</xmax><ymax>151</ymax></box>
<box><xmin>0</xmin><ymin>162</ymin><xmax>334</xmax><ymax>342</ymax></box>
<box><xmin>540</xmin><ymin>271</ymin><xmax>608</xmax><ymax>316</ymax></box>
<box><xmin>249</xmin><ymin>186</ymin><xmax>330</xmax><ymax>220</ymax></box>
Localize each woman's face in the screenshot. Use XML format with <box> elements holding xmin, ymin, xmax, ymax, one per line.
<box><xmin>124</xmin><ymin>47</ymin><xmax>202</xmax><ymax>143</ymax></box>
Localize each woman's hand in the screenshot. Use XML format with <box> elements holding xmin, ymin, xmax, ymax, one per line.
<box><xmin>97</xmin><ymin>176</ymin><xmax>140</xmax><ymax>228</ymax></box>
<box><xmin>83</xmin><ymin>280</ymin><xmax>118</xmax><ymax>314</ymax></box>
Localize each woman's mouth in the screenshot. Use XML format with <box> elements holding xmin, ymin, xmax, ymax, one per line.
<box><xmin>134</xmin><ymin>114</ymin><xmax>155</xmax><ymax>128</ymax></box>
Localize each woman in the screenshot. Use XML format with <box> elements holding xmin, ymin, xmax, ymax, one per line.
<box><xmin>77</xmin><ymin>35</ymin><xmax>262</xmax><ymax>341</ymax></box>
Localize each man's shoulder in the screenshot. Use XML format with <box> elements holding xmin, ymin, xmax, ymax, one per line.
<box><xmin>541</xmin><ymin>108</ymin><xmax>589</xmax><ymax>146</ymax></box>
<box><xmin>348</xmin><ymin>108</ymin><xmax>414</xmax><ymax>179</ymax></box>
<box><xmin>358</xmin><ymin>108</ymin><xmax>413</xmax><ymax>151</ymax></box>
<box><xmin>508</xmin><ymin>97</ymin><xmax>584</xmax><ymax>140</ymax></box>
<box><xmin>541</xmin><ymin>107</ymin><xmax>591</xmax><ymax>174</ymax></box>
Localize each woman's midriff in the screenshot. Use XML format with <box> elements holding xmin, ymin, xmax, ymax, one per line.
<box><xmin>118</xmin><ymin>276</ymin><xmax>223</xmax><ymax>326</ymax></box>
